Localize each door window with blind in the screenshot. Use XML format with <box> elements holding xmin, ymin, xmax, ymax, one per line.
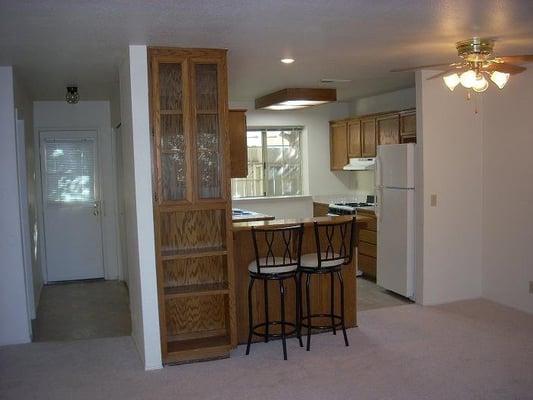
<box><xmin>232</xmin><ymin>127</ymin><xmax>303</xmax><ymax>198</ymax></box>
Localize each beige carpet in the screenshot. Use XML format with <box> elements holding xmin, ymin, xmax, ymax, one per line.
<box><xmin>1</xmin><ymin>299</ymin><xmax>532</xmax><ymax>400</ymax></box>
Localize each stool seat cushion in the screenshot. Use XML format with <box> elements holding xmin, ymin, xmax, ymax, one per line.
<box><xmin>300</xmin><ymin>252</ymin><xmax>345</xmax><ymax>269</ymax></box>
<box><xmin>248</xmin><ymin>257</ymin><xmax>298</xmax><ymax>275</ymax></box>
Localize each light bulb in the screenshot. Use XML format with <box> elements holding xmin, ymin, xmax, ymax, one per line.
<box><xmin>490</xmin><ymin>71</ymin><xmax>510</xmax><ymax>89</ymax></box>
<box><xmin>459</xmin><ymin>70</ymin><xmax>477</xmax><ymax>88</ymax></box>
<box><xmin>472</xmin><ymin>75</ymin><xmax>489</xmax><ymax>92</ymax></box>
<box><xmin>443</xmin><ymin>73</ymin><xmax>460</xmax><ymax>91</ymax></box>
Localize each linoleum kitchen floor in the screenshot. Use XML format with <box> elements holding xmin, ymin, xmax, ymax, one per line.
<box><xmin>357</xmin><ymin>276</ymin><xmax>412</xmax><ymax>311</ymax></box>
<box><xmin>32</xmin><ymin>280</ymin><xmax>131</xmax><ymax>342</ymax></box>
<box><xmin>2</xmin><ymin>299</ymin><xmax>533</xmax><ymax>400</ymax></box>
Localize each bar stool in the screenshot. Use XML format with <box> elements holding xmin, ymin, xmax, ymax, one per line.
<box><xmin>299</xmin><ymin>217</ymin><xmax>356</xmax><ymax>351</ymax></box>
<box><xmin>245</xmin><ymin>224</ymin><xmax>304</xmax><ymax>360</ymax></box>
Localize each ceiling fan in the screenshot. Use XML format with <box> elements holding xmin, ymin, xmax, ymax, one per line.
<box><xmin>392</xmin><ymin>37</ymin><xmax>533</xmax><ymax>92</ymax></box>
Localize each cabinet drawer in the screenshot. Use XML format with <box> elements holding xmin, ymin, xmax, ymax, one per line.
<box><xmin>359</xmin><ymin>229</ymin><xmax>376</xmax><ymax>244</ymax></box>
<box><xmin>359</xmin><ymin>241</ymin><xmax>376</xmax><ymax>258</ymax></box>
<box><xmin>358</xmin><ymin>254</ymin><xmax>376</xmax><ymax>278</ymax></box>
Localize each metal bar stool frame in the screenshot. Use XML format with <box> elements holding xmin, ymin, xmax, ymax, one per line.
<box><xmin>299</xmin><ymin>217</ymin><xmax>356</xmax><ymax>351</ymax></box>
<box><xmin>245</xmin><ymin>224</ymin><xmax>305</xmax><ymax>360</ymax></box>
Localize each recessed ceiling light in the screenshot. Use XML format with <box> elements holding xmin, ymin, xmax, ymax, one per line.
<box><xmin>280</xmin><ymin>58</ymin><xmax>295</xmax><ymax>64</ymax></box>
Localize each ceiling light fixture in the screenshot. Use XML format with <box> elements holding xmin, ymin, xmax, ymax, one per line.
<box><xmin>65</xmin><ymin>86</ymin><xmax>80</xmax><ymax>104</ymax></box>
<box><xmin>280</xmin><ymin>58</ymin><xmax>295</xmax><ymax>64</ymax></box>
<box><xmin>255</xmin><ymin>88</ymin><xmax>337</xmax><ymax>111</ymax></box>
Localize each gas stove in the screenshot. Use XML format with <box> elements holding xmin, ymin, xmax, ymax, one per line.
<box><xmin>327</xmin><ymin>202</ymin><xmax>375</xmax><ymax>215</ymax></box>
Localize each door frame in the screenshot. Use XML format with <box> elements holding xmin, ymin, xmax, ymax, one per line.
<box><xmin>36</xmin><ymin>128</ymin><xmax>106</xmax><ymax>283</ymax></box>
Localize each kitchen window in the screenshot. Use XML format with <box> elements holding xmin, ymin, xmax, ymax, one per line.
<box><xmin>232</xmin><ymin>127</ymin><xmax>303</xmax><ymax>198</ymax></box>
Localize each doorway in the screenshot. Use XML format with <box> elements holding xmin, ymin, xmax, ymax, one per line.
<box><xmin>39</xmin><ymin>130</ymin><xmax>104</xmax><ymax>281</ymax></box>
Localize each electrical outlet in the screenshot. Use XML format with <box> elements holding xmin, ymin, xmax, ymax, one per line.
<box><xmin>529</xmin><ymin>281</ymin><xmax>533</xmax><ymax>294</ymax></box>
<box><xmin>430</xmin><ymin>194</ymin><xmax>437</xmax><ymax>207</ymax></box>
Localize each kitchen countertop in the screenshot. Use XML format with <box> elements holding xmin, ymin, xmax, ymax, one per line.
<box><xmin>232</xmin><ymin>214</ymin><xmax>370</xmax><ymax>231</ymax></box>
<box><xmin>231</xmin><ymin>209</ymin><xmax>275</xmax><ymax>223</ymax></box>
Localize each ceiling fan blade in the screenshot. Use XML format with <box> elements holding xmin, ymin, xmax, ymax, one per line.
<box><xmin>485</xmin><ymin>62</ymin><xmax>526</xmax><ymax>75</ymax></box>
<box><xmin>427</xmin><ymin>66</ymin><xmax>466</xmax><ymax>80</ymax></box>
<box><xmin>390</xmin><ymin>63</ymin><xmax>455</xmax><ymax>72</ymax></box>
<box><xmin>497</xmin><ymin>55</ymin><xmax>533</xmax><ymax>64</ymax></box>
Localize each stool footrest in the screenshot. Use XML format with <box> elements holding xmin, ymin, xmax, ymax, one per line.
<box><xmin>301</xmin><ymin>313</ymin><xmax>343</xmax><ymax>330</ymax></box>
<box><xmin>251</xmin><ymin>321</ymin><xmax>297</xmax><ymax>339</ymax></box>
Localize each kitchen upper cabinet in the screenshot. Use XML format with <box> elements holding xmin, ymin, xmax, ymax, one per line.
<box><xmin>347</xmin><ymin>119</ymin><xmax>362</xmax><ymax>158</ymax></box>
<box><xmin>361</xmin><ymin>118</ymin><xmax>377</xmax><ymax>157</ymax></box>
<box><xmin>229</xmin><ymin>109</ymin><xmax>247</xmax><ymax>178</ymax></box>
<box><xmin>330</xmin><ymin>121</ymin><xmax>348</xmax><ymax>170</ymax></box>
<box><xmin>400</xmin><ymin>110</ymin><xmax>416</xmax><ymax>143</ymax></box>
<box><xmin>377</xmin><ymin>114</ymin><xmax>400</xmax><ymax>145</ymax></box>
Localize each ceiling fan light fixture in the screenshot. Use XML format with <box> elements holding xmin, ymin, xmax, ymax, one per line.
<box><xmin>472</xmin><ymin>75</ymin><xmax>489</xmax><ymax>92</ymax></box>
<box><xmin>490</xmin><ymin>71</ymin><xmax>510</xmax><ymax>89</ymax></box>
<box><xmin>443</xmin><ymin>73</ymin><xmax>461</xmax><ymax>91</ymax></box>
<box><xmin>459</xmin><ymin>70</ymin><xmax>477</xmax><ymax>88</ymax></box>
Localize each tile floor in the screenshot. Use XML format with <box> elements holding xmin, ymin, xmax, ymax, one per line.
<box><xmin>32</xmin><ymin>280</ymin><xmax>131</xmax><ymax>342</ymax></box>
<box><xmin>357</xmin><ymin>276</ymin><xmax>412</xmax><ymax>311</ymax></box>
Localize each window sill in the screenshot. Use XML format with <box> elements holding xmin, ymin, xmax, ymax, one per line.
<box><xmin>232</xmin><ymin>195</ymin><xmax>312</xmax><ymax>202</ymax></box>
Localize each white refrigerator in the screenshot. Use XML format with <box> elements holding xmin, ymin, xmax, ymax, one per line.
<box><xmin>375</xmin><ymin>143</ymin><xmax>415</xmax><ymax>299</ymax></box>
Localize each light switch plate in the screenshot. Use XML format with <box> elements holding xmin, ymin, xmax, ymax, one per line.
<box><xmin>430</xmin><ymin>194</ymin><xmax>437</xmax><ymax>207</ymax></box>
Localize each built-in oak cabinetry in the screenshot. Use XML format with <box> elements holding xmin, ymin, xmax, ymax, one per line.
<box><xmin>329</xmin><ymin>108</ymin><xmax>415</xmax><ymax>170</ymax></box>
<box><xmin>149</xmin><ymin>48</ymin><xmax>236</xmax><ymax>364</ymax></box>
<box><xmin>330</xmin><ymin>121</ymin><xmax>349</xmax><ymax>170</ymax></box>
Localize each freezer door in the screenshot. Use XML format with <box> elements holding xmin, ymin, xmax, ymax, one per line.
<box><xmin>377</xmin><ymin>143</ymin><xmax>415</xmax><ymax>189</ymax></box>
<box><xmin>377</xmin><ymin>187</ymin><xmax>415</xmax><ymax>298</ymax></box>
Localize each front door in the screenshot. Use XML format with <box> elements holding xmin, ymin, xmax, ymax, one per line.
<box><xmin>40</xmin><ymin>131</ymin><xmax>104</xmax><ymax>282</ymax></box>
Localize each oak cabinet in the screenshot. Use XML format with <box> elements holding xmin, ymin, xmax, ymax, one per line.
<box><xmin>357</xmin><ymin>212</ymin><xmax>377</xmax><ymax>279</ymax></box>
<box><xmin>229</xmin><ymin>109</ymin><xmax>247</xmax><ymax>178</ymax></box>
<box><xmin>377</xmin><ymin>114</ymin><xmax>400</xmax><ymax>145</ymax></box>
<box><xmin>347</xmin><ymin>119</ymin><xmax>362</xmax><ymax>158</ymax></box>
<box><xmin>330</xmin><ymin>121</ymin><xmax>349</xmax><ymax>170</ymax></box>
<box><xmin>361</xmin><ymin>118</ymin><xmax>377</xmax><ymax>157</ymax></box>
<box><xmin>313</xmin><ymin>202</ymin><xmax>329</xmax><ymax>217</ymax></box>
<box><xmin>149</xmin><ymin>47</ymin><xmax>236</xmax><ymax>365</ymax></box>
<box><xmin>400</xmin><ymin>110</ymin><xmax>416</xmax><ymax>143</ymax></box>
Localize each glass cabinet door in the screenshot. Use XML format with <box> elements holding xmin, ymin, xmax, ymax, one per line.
<box><xmin>194</xmin><ymin>63</ymin><xmax>222</xmax><ymax>199</ymax></box>
<box><xmin>157</xmin><ymin>62</ymin><xmax>188</xmax><ymax>202</ymax></box>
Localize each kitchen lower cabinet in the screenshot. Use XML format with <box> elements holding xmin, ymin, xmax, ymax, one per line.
<box><xmin>357</xmin><ymin>212</ymin><xmax>377</xmax><ymax>279</ymax></box>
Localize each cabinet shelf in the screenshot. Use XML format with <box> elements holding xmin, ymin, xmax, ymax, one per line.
<box><xmin>164</xmin><ymin>283</ymin><xmax>229</xmax><ymax>299</ymax></box>
<box><xmin>166</xmin><ymin>333</ymin><xmax>231</xmax><ymax>364</ymax></box>
<box><xmin>161</xmin><ymin>246</ymin><xmax>227</xmax><ymax>261</ymax></box>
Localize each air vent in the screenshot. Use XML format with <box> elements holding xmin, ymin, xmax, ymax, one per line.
<box><xmin>321</xmin><ymin>78</ymin><xmax>352</xmax><ymax>83</ymax></box>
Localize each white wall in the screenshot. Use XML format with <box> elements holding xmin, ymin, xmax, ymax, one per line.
<box><xmin>33</xmin><ymin>101</ymin><xmax>120</xmax><ymax>282</ymax></box>
<box><xmin>0</xmin><ymin>66</ymin><xmax>31</xmax><ymax>345</ymax></box>
<box><xmin>482</xmin><ymin>69</ymin><xmax>533</xmax><ymax>314</ymax></box>
<box><xmin>230</xmin><ymin>101</ymin><xmax>356</xmax><ymax>198</ymax></box>
<box><xmin>415</xmin><ymin>70</ymin><xmax>483</xmax><ymax>305</ymax></box>
<box><xmin>119</xmin><ymin>45</ymin><xmax>161</xmax><ymax>370</ymax></box>
<box><xmin>350</xmin><ymin>87</ymin><xmax>415</xmax><ymax>116</ymax></box>
<box><xmin>233</xmin><ymin>196</ymin><xmax>313</xmax><ymax>219</ymax></box>
<box><xmin>13</xmin><ymin>73</ymin><xmax>42</xmax><ymax>318</ymax></box>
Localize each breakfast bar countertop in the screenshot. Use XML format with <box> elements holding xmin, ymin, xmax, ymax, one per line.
<box><xmin>232</xmin><ymin>214</ymin><xmax>371</xmax><ymax>231</ymax></box>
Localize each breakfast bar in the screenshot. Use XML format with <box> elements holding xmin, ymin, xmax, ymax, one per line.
<box><xmin>231</xmin><ymin>215</ymin><xmax>370</xmax><ymax>344</ymax></box>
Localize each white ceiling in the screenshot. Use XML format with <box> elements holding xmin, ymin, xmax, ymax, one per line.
<box><xmin>1</xmin><ymin>0</ymin><xmax>533</xmax><ymax>102</ymax></box>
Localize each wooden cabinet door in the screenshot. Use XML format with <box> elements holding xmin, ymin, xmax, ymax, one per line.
<box><xmin>347</xmin><ymin>119</ymin><xmax>362</xmax><ymax>158</ymax></box>
<box><xmin>361</xmin><ymin>118</ymin><xmax>377</xmax><ymax>157</ymax></box>
<box><xmin>330</xmin><ymin>121</ymin><xmax>348</xmax><ymax>170</ymax></box>
<box><xmin>190</xmin><ymin>59</ymin><xmax>228</xmax><ymax>200</ymax></box>
<box><xmin>377</xmin><ymin>114</ymin><xmax>400</xmax><ymax>145</ymax></box>
<box><xmin>151</xmin><ymin>57</ymin><xmax>192</xmax><ymax>205</ymax></box>
<box><xmin>229</xmin><ymin>110</ymin><xmax>247</xmax><ymax>178</ymax></box>
<box><xmin>400</xmin><ymin>109</ymin><xmax>416</xmax><ymax>143</ymax></box>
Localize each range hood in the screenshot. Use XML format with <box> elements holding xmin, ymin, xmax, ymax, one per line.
<box><xmin>343</xmin><ymin>157</ymin><xmax>376</xmax><ymax>171</ymax></box>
